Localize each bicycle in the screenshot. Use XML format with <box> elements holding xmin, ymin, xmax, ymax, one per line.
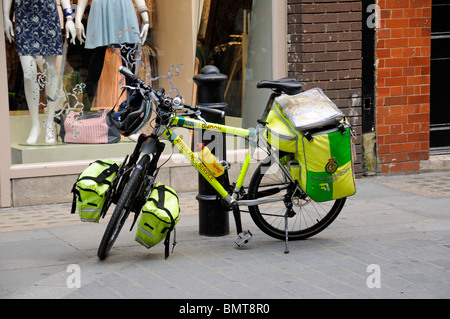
<box><xmin>96</xmin><ymin>66</ymin><xmax>347</xmax><ymax>260</ymax></box>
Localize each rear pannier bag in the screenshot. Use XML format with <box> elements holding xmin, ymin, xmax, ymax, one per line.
<box><xmin>71</xmin><ymin>160</ymin><xmax>120</xmax><ymax>222</ymax></box>
<box><xmin>135</xmin><ymin>183</ymin><xmax>180</xmax><ymax>259</ymax></box>
<box><xmin>294</xmin><ymin>123</ymin><xmax>356</xmax><ymax>202</ymax></box>
<box><xmin>264</xmin><ymin>88</ymin><xmax>356</xmax><ymax>202</ymax></box>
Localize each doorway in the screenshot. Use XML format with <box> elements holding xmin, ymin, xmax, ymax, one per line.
<box><xmin>430</xmin><ymin>0</ymin><xmax>450</xmax><ymax>153</ymax></box>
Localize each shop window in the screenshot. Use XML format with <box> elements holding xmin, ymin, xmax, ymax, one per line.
<box><xmin>5</xmin><ymin>0</ymin><xmax>274</xmax><ymax>165</ymax></box>
<box><xmin>197</xmin><ymin>0</ymin><xmax>273</xmax><ymax>125</ymax></box>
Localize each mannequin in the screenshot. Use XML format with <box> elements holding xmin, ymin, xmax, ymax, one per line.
<box><xmin>75</xmin><ymin>0</ymin><xmax>150</xmax><ymax>107</ymax></box>
<box><xmin>3</xmin><ymin>0</ymin><xmax>76</xmax><ymax>144</ymax></box>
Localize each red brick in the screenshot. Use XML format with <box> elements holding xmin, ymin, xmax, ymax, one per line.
<box><xmin>407</xmin><ymin>94</ymin><xmax>429</xmax><ymax>104</ymax></box>
<box><xmin>409</xmin><ymin>56</ymin><xmax>430</xmax><ymax>67</ymax></box>
<box><xmin>390</xmin><ymin>144</ymin><xmax>403</xmax><ymax>153</ymax></box>
<box><xmin>402</xmin><ymin>161</ymin><xmax>415</xmax><ymax>171</ymax></box>
<box><xmin>386</xmin><ymin>0</ymin><xmax>411</xmax><ymax>9</ymax></box>
<box><xmin>389</xmin><ymin>163</ymin><xmax>403</xmax><ymax>173</ymax></box>
<box><xmin>385</xmin><ymin>76</ymin><xmax>408</xmax><ymax>86</ymax></box>
<box><xmin>402</xmin><ymin>143</ymin><xmax>415</xmax><ymax>152</ymax></box>
<box><xmin>409</xmin><ymin>37</ymin><xmax>430</xmax><ymax>47</ymax></box>
<box><xmin>385</xmin><ymin>38</ymin><xmax>409</xmax><ymax>48</ymax></box>
<box><xmin>408</xmin><ymin>75</ymin><xmax>430</xmax><ymax>85</ymax></box>
<box><xmin>403</xmin><ymin>28</ymin><xmax>416</xmax><ymax>37</ymax></box>
<box><xmin>390</xmin><ymin>125</ymin><xmax>403</xmax><ymax>134</ymax></box>
<box><xmin>377</xmin><ymin>125</ymin><xmax>390</xmax><ymax>135</ymax></box>
<box><xmin>385</xmin><ymin>115</ymin><xmax>408</xmax><ymax>125</ymax></box>
<box><xmin>390</xmin><ymin>86</ymin><xmax>402</xmax><ymax>96</ymax></box>
<box><xmin>407</xmin><ymin>132</ymin><xmax>429</xmax><ymax>143</ymax></box>
<box><xmin>380</xmin><ymin>164</ymin><xmax>390</xmax><ymax>174</ymax></box>
<box><xmin>385</xmin><ymin>58</ymin><xmax>409</xmax><ymax>68</ymax></box>
<box><xmin>386</xmin><ymin>134</ymin><xmax>408</xmax><ymax>144</ymax></box>
<box><xmin>408</xmin><ymin>113</ymin><xmax>429</xmax><ymax>124</ymax></box>
<box><xmin>386</xmin><ymin>18</ymin><xmax>410</xmax><ymax>29</ymax></box>
<box><xmin>402</xmin><ymin>104</ymin><xmax>416</xmax><ymax>115</ymax></box>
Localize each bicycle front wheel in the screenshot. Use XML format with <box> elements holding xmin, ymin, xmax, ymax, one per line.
<box><xmin>248</xmin><ymin>155</ymin><xmax>346</xmax><ymax>241</ymax></box>
<box><xmin>97</xmin><ymin>155</ymin><xmax>150</xmax><ymax>260</ymax></box>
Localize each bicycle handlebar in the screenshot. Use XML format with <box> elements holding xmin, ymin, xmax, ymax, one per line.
<box><xmin>185</xmin><ymin>104</ymin><xmax>225</xmax><ymax>118</ymax></box>
<box><xmin>118</xmin><ymin>66</ymin><xmax>152</xmax><ymax>91</ymax></box>
<box><xmin>119</xmin><ymin>66</ymin><xmax>224</xmax><ymax>118</ymax></box>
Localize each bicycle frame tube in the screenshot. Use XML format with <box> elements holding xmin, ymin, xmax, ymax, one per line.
<box><xmin>164</xmin><ymin>116</ymin><xmax>257</xmax><ymax>204</ymax></box>
<box><xmin>164</xmin><ymin>115</ymin><xmax>287</xmax><ymax>207</ymax></box>
<box><xmin>170</xmin><ymin>116</ymin><xmax>255</xmax><ymax>139</ymax></box>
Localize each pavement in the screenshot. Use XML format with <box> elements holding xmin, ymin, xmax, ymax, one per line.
<box><xmin>0</xmin><ymin>170</ymin><xmax>449</xmax><ymax>301</ymax></box>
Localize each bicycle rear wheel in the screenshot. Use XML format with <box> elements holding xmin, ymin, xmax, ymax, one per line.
<box><xmin>97</xmin><ymin>154</ymin><xmax>150</xmax><ymax>260</ymax></box>
<box><xmin>248</xmin><ymin>155</ymin><xmax>346</xmax><ymax>241</ymax></box>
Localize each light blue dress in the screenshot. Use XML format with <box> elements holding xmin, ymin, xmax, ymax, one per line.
<box><xmin>85</xmin><ymin>0</ymin><xmax>141</xmax><ymax>49</ymax></box>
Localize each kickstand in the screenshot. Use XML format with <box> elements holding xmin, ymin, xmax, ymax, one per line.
<box><xmin>284</xmin><ymin>208</ymin><xmax>289</xmax><ymax>254</ymax></box>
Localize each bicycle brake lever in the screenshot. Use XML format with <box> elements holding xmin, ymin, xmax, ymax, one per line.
<box><xmin>196</xmin><ymin>112</ymin><xmax>208</xmax><ymax>125</ymax></box>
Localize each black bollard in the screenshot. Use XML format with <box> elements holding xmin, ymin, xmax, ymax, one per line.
<box><xmin>193</xmin><ymin>66</ymin><xmax>229</xmax><ymax>236</ymax></box>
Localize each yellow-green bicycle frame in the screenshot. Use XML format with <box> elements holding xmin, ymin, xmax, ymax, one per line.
<box><xmin>161</xmin><ymin>116</ymin><xmax>260</xmax><ymax>206</ymax></box>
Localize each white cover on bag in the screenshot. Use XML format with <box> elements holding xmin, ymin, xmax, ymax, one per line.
<box><xmin>275</xmin><ymin>88</ymin><xmax>344</xmax><ymax>131</ymax></box>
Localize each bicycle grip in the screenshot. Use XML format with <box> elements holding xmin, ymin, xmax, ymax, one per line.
<box><xmin>197</xmin><ymin>106</ymin><xmax>225</xmax><ymax>118</ymax></box>
<box><xmin>119</xmin><ymin>66</ymin><xmax>151</xmax><ymax>90</ymax></box>
<box><xmin>119</xmin><ymin>66</ymin><xmax>137</xmax><ymax>81</ymax></box>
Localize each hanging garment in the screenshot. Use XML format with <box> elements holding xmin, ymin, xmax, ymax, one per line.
<box><xmin>85</xmin><ymin>0</ymin><xmax>141</xmax><ymax>49</ymax></box>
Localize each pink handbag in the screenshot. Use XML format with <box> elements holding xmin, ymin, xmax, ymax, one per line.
<box><xmin>59</xmin><ymin>109</ymin><xmax>120</xmax><ymax>144</ymax></box>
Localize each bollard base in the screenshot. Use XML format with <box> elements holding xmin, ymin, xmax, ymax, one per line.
<box><xmin>196</xmin><ymin>194</ymin><xmax>230</xmax><ymax>237</ymax></box>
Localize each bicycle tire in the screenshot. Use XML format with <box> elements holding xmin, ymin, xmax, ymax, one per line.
<box><xmin>248</xmin><ymin>155</ymin><xmax>346</xmax><ymax>241</ymax></box>
<box><xmin>97</xmin><ymin>155</ymin><xmax>151</xmax><ymax>260</ymax></box>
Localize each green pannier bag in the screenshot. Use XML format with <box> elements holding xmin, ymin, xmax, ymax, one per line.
<box><xmin>135</xmin><ymin>183</ymin><xmax>180</xmax><ymax>259</ymax></box>
<box><xmin>293</xmin><ymin>123</ymin><xmax>356</xmax><ymax>202</ymax></box>
<box><xmin>71</xmin><ymin>160</ymin><xmax>120</xmax><ymax>223</ymax></box>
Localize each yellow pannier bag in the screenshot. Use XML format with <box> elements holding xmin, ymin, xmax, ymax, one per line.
<box><xmin>71</xmin><ymin>160</ymin><xmax>120</xmax><ymax>223</ymax></box>
<box><xmin>135</xmin><ymin>183</ymin><xmax>180</xmax><ymax>259</ymax></box>
<box><xmin>264</xmin><ymin>101</ymin><xmax>300</xmax><ymax>153</ymax></box>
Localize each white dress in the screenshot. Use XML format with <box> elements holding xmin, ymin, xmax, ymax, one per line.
<box><xmin>85</xmin><ymin>0</ymin><xmax>141</xmax><ymax>49</ymax></box>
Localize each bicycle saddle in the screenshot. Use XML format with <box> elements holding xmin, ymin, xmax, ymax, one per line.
<box><xmin>257</xmin><ymin>78</ymin><xmax>303</xmax><ymax>95</ymax></box>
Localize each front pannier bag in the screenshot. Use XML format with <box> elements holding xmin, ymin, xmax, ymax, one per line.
<box><xmin>135</xmin><ymin>183</ymin><xmax>180</xmax><ymax>259</ymax></box>
<box><xmin>71</xmin><ymin>160</ymin><xmax>120</xmax><ymax>222</ymax></box>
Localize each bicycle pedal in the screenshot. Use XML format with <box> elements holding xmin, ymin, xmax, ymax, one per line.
<box><xmin>235</xmin><ymin>230</ymin><xmax>252</xmax><ymax>247</ymax></box>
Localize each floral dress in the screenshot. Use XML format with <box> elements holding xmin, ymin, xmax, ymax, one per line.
<box><xmin>13</xmin><ymin>0</ymin><xmax>63</xmax><ymax>56</ymax></box>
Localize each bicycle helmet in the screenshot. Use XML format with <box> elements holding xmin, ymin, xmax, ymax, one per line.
<box><xmin>111</xmin><ymin>89</ymin><xmax>153</xmax><ymax>136</ymax></box>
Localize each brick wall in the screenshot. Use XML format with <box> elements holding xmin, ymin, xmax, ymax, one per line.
<box><xmin>376</xmin><ymin>0</ymin><xmax>432</xmax><ymax>173</ymax></box>
<box><xmin>287</xmin><ymin>0</ymin><xmax>363</xmax><ymax>175</ymax></box>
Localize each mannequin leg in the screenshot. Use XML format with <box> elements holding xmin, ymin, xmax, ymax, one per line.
<box><xmin>19</xmin><ymin>56</ymin><xmax>41</xmax><ymax>145</ymax></box>
<box><xmin>41</xmin><ymin>55</ymin><xmax>63</xmax><ymax>144</ymax></box>
<box><xmin>84</xmin><ymin>46</ymin><xmax>107</xmax><ymax>110</ymax></box>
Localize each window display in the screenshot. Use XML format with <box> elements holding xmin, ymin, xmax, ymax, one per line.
<box><xmin>3</xmin><ymin>0</ymin><xmax>274</xmax><ymax>165</ymax></box>
<box><xmin>3</xmin><ymin>0</ymin><xmax>76</xmax><ymax>145</ymax></box>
